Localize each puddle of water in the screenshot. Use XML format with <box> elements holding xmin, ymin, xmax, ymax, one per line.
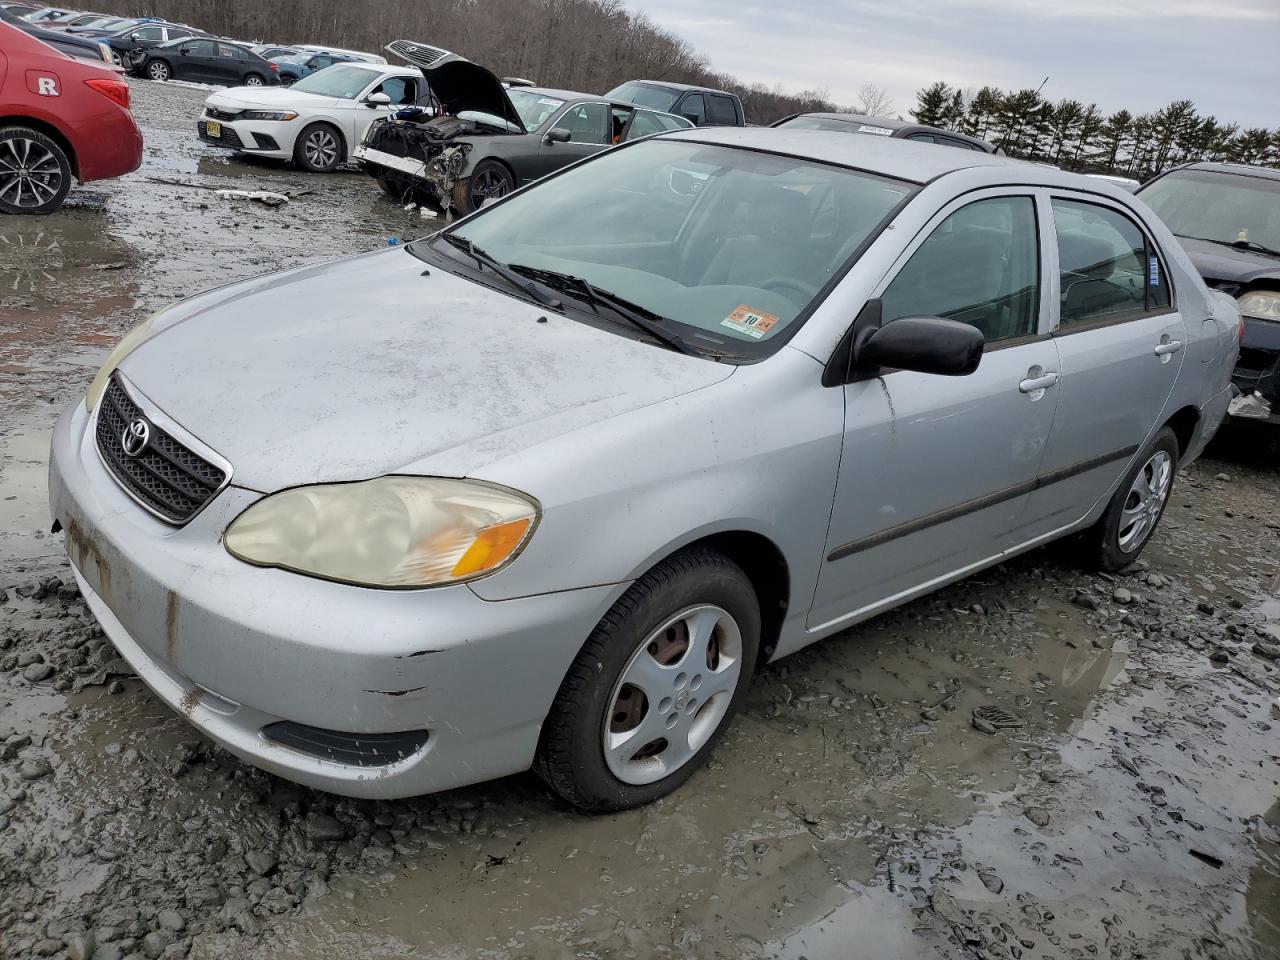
<box><xmin>0</xmin><ymin>427</ymin><xmax>56</xmax><ymax>561</ymax></box>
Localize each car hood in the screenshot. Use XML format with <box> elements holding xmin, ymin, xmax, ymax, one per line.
<box><xmin>117</xmin><ymin>247</ymin><xmax>733</xmax><ymax>491</ymax></box>
<box><xmin>385</xmin><ymin>39</ymin><xmax>525</xmax><ymax>132</ymax></box>
<box><xmin>206</xmin><ymin>87</ymin><xmax>337</xmax><ymax>109</ymax></box>
<box><xmin>1176</xmin><ymin>236</ymin><xmax>1280</xmax><ymax>287</ymax></box>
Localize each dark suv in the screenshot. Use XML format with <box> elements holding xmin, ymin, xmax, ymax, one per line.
<box><xmin>603</xmin><ymin>80</ymin><xmax>744</xmax><ymax>127</ymax></box>
<box><xmin>772</xmin><ymin>113</ymin><xmax>1000</xmax><ymax>153</ymax></box>
<box><xmin>1139</xmin><ymin>163</ymin><xmax>1280</xmax><ymax>424</ymax></box>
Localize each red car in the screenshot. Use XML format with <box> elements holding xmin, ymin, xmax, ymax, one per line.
<box><xmin>1</xmin><ymin>21</ymin><xmax>142</xmax><ymax>213</ymax></box>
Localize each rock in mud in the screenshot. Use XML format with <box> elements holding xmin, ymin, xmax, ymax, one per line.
<box><xmin>305</xmin><ymin>813</ymin><xmax>347</xmax><ymax>841</ymax></box>
<box><xmin>1024</xmin><ymin>806</ymin><xmax>1051</xmax><ymax>827</ymax></box>
<box><xmin>67</xmin><ymin>931</ymin><xmax>95</xmax><ymax>960</ymax></box>
<box><xmin>1251</xmin><ymin>641</ymin><xmax>1280</xmax><ymax>660</ymax></box>
<box><xmin>1072</xmin><ymin>592</ymin><xmax>1099</xmax><ymax>611</ymax></box>
<box><xmin>156</xmin><ymin>910</ymin><xmax>185</xmax><ymax>933</ymax></box>
<box><xmin>18</xmin><ymin>758</ymin><xmax>53</xmax><ymax>780</ymax></box>
<box><xmin>244</xmin><ymin>850</ymin><xmax>277</xmax><ymax>877</ymax></box>
<box><xmin>1112</xmin><ymin>587</ymin><xmax>1133</xmax><ymax>604</ymax></box>
<box><xmin>1208</xmin><ymin>648</ymin><xmax>1230</xmax><ymax>664</ymax></box>
<box><xmin>22</xmin><ymin>661</ymin><xmax>54</xmax><ymax>682</ymax></box>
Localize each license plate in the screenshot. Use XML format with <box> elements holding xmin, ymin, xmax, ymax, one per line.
<box><xmin>206</xmin><ymin>120</ymin><xmax>221</xmax><ymax>139</ymax></box>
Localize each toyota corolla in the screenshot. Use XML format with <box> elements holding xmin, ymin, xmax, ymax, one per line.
<box><xmin>49</xmin><ymin>129</ymin><xmax>1240</xmax><ymax>812</ymax></box>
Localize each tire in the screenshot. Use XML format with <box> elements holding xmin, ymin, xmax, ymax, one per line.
<box><xmin>1080</xmin><ymin>426</ymin><xmax>1179</xmax><ymax>571</ymax></box>
<box><xmin>535</xmin><ymin>548</ymin><xmax>760</xmax><ymax>812</ymax></box>
<box><xmin>0</xmin><ymin>126</ymin><xmax>73</xmax><ymax>216</ymax></box>
<box><xmin>279</xmin><ymin>76</ymin><xmax>294</xmax><ymax>87</ymax></box>
<box><xmin>110</xmin><ymin>50</ymin><xmax>123</xmax><ymax>67</ymax></box>
<box><xmin>451</xmin><ymin>159</ymin><xmax>514</xmax><ymax>214</ymax></box>
<box><xmin>243</xmin><ymin>73</ymin><xmax>264</xmax><ymax>87</ymax></box>
<box><xmin>147</xmin><ymin>59</ymin><xmax>171</xmax><ymax>82</ymax></box>
<box><xmin>293</xmin><ymin>123</ymin><xmax>343</xmax><ymax>173</ymax></box>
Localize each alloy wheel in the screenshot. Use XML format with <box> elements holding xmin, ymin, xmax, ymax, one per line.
<box><xmin>0</xmin><ymin>138</ymin><xmax>65</xmax><ymax>211</ymax></box>
<box><xmin>304</xmin><ymin>129</ymin><xmax>338</xmax><ymax>169</ymax></box>
<box><xmin>470</xmin><ymin>168</ymin><xmax>510</xmax><ymax>206</ymax></box>
<box><xmin>245</xmin><ymin>74</ymin><xmax>263</xmax><ymax>86</ymax></box>
<box><xmin>148</xmin><ymin>62</ymin><xmax>169</xmax><ymax>81</ymax></box>
<box><xmin>603</xmin><ymin>604</ymin><xmax>742</xmax><ymax>785</ymax></box>
<box><xmin>1118</xmin><ymin>449</ymin><xmax>1172</xmax><ymax>553</ymax></box>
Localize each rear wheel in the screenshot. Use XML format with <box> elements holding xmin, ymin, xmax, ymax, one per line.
<box><xmin>451</xmin><ymin>159</ymin><xmax>513</xmax><ymax>214</ymax></box>
<box><xmin>294</xmin><ymin>123</ymin><xmax>343</xmax><ymax>173</ymax></box>
<box><xmin>1080</xmin><ymin>426</ymin><xmax>1179</xmax><ymax>571</ymax></box>
<box><xmin>535</xmin><ymin>548</ymin><xmax>760</xmax><ymax>812</ymax></box>
<box><xmin>0</xmin><ymin>127</ymin><xmax>72</xmax><ymax>216</ymax></box>
<box><xmin>243</xmin><ymin>72</ymin><xmax>264</xmax><ymax>87</ymax></box>
<box><xmin>146</xmin><ymin>59</ymin><xmax>171</xmax><ymax>82</ymax></box>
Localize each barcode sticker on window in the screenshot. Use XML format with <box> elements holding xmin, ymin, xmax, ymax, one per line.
<box><xmin>1149</xmin><ymin>255</ymin><xmax>1160</xmax><ymax>287</ymax></box>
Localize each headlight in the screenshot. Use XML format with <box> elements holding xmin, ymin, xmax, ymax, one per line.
<box><xmin>1238</xmin><ymin>290</ymin><xmax>1280</xmax><ymax>322</ymax></box>
<box><xmin>240</xmin><ymin>110</ymin><xmax>299</xmax><ymax>121</ymax></box>
<box><xmin>97</xmin><ymin>41</ymin><xmax>111</xmax><ymax>62</ymax></box>
<box><xmin>224</xmin><ymin>477</ymin><xmax>539</xmax><ymax>588</ymax></box>
<box><xmin>84</xmin><ymin>314</ymin><xmax>156</xmax><ymax>411</ymax></box>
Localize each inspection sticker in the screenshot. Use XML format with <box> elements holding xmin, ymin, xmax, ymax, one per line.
<box><xmin>721</xmin><ymin>305</ymin><xmax>779</xmax><ymax>339</ymax></box>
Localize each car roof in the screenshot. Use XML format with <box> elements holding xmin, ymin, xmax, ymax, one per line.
<box><xmin>622</xmin><ymin>79</ymin><xmax>732</xmax><ymax>96</ymax></box>
<box><xmin>521</xmin><ymin>86</ymin><xmax>589</xmax><ymax>101</ymax></box>
<box><xmin>658</xmin><ymin>126</ymin><xmax>1099</xmax><ymax>186</ymax></box>
<box><xmin>1174</xmin><ymin>161</ymin><xmax>1280</xmax><ymax>184</ymax></box>
<box><xmin>785</xmin><ymin>112</ymin><xmax>994</xmax><ymax>146</ymax></box>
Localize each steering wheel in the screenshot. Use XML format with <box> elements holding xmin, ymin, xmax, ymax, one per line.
<box><xmin>760</xmin><ymin>277</ymin><xmax>821</xmax><ymax>303</ymax></box>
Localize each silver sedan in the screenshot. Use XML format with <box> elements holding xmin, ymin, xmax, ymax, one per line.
<box><xmin>49</xmin><ymin>128</ymin><xmax>1240</xmax><ymax>811</ymax></box>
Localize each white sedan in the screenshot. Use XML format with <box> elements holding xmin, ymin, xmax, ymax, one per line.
<box><xmin>197</xmin><ymin>62</ymin><xmax>423</xmax><ymax>172</ymax></box>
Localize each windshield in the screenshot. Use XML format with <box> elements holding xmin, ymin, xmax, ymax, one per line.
<box><xmin>291</xmin><ymin>65</ymin><xmax>375</xmax><ymax>99</ymax></box>
<box><xmin>430</xmin><ymin>140</ymin><xmax>913</xmax><ymax>357</ymax></box>
<box><xmin>605</xmin><ymin>82</ymin><xmax>680</xmax><ymax>112</ymax></box>
<box><xmin>506</xmin><ymin>90</ymin><xmax>564</xmax><ymax>131</ymax></box>
<box><xmin>1140</xmin><ymin>169</ymin><xmax>1280</xmax><ymax>256</ymax></box>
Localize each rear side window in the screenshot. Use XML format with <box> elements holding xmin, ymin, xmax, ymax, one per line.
<box><xmin>880</xmin><ymin>196</ymin><xmax>1040</xmax><ymax>344</ymax></box>
<box><xmin>218</xmin><ymin>44</ymin><xmax>244</xmax><ymax>59</ymax></box>
<box><xmin>1052</xmin><ymin>199</ymin><xmax>1170</xmax><ymax>327</ymax></box>
<box><xmin>185</xmin><ymin>40</ymin><xmax>215</xmax><ymax>56</ymax></box>
<box><xmin>134</xmin><ymin>25</ymin><xmax>162</xmax><ymax>40</ymax></box>
<box><xmin>906</xmin><ymin>133</ymin><xmax>935</xmax><ymax>144</ymax></box>
<box><xmin>678</xmin><ymin>93</ymin><xmax>706</xmax><ymax>125</ymax></box>
<box><xmin>706</xmin><ymin>94</ymin><xmax>737</xmax><ymax>125</ymax></box>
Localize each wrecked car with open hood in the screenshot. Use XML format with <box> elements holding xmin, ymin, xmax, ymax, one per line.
<box><xmin>354</xmin><ymin>40</ymin><xmax>692</xmax><ymax>213</ymax></box>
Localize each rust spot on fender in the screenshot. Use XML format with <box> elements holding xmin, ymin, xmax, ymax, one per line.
<box><xmin>164</xmin><ymin>590</ymin><xmax>180</xmax><ymax>665</ymax></box>
<box><xmin>65</xmin><ymin>517</ymin><xmax>112</xmax><ymax>601</ymax></box>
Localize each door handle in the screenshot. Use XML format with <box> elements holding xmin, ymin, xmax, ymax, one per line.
<box><xmin>1019</xmin><ymin>372</ymin><xmax>1059</xmax><ymax>393</ymax></box>
<box><xmin>1154</xmin><ymin>338</ymin><xmax>1183</xmax><ymax>357</ymax></box>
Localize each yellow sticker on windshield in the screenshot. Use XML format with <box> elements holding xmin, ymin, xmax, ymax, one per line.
<box><xmin>721</xmin><ymin>305</ymin><xmax>779</xmax><ymax>339</ymax></box>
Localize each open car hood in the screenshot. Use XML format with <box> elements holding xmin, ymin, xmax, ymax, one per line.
<box><xmin>385</xmin><ymin>40</ymin><xmax>525</xmax><ymax>133</ymax></box>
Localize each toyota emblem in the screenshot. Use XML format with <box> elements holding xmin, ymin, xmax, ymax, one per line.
<box><xmin>121</xmin><ymin>418</ymin><xmax>151</xmax><ymax>458</ymax></box>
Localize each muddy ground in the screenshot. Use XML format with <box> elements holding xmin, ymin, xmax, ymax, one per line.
<box><xmin>1</xmin><ymin>79</ymin><xmax>1278</xmax><ymax>960</ymax></box>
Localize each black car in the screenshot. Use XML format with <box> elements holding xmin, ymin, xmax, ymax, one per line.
<box><xmin>603</xmin><ymin>80</ymin><xmax>744</xmax><ymax>127</ymax></box>
<box><xmin>0</xmin><ymin>4</ymin><xmax>112</xmax><ymax>62</ymax></box>
<box><xmin>771</xmin><ymin>112</ymin><xmax>1001</xmax><ymax>153</ymax></box>
<box><xmin>1139</xmin><ymin>162</ymin><xmax>1280</xmax><ymax>424</ymax></box>
<box><xmin>103</xmin><ymin>22</ymin><xmax>200</xmax><ymax>66</ymax></box>
<box><xmin>132</xmin><ymin>37</ymin><xmax>280</xmax><ymax>86</ymax></box>
<box><xmin>357</xmin><ymin>41</ymin><xmax>693</xmax><ymax>213</ymax></box>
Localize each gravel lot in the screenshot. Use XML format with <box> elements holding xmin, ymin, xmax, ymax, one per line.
<box><xmin>1</xmin><ymin>78</ymin><xmax>1278</xmax><ymax>960</ymax></box>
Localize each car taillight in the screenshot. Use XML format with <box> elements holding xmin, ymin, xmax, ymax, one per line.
<box><xmin>269</xmin><ymin>62</ymin><xmax>278</xmax><ymax>71</ymax></box>
<box><xmin>85</xmin><ymin>77</ymin><xmax>130</xmax><ymax>109</ymax></box>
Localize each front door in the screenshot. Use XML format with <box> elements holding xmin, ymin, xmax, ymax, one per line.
<box><xmin>531</xmin><ymin>101</ymin><xmax>610</xmax><ymax>180</ymax></box>
<box><xmin>809</xmin><ymin>192</ymin><xmax>1059</xmax><ymax>631</ymax></box>
<box><xmin>1019</xmin><ymin>194</ymin><xmax>1185</xmax><ymax>539</ymax></box>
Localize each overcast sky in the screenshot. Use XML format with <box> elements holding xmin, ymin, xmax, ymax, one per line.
<box><xmin>630</xmin><ymin>0</ymin><xmax>1278</xmax><ymax>128</ymax></box>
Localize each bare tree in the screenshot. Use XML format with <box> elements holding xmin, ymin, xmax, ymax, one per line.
<box><xmin>856</xmin><ymin>82</ymin><xmax>893</xmax><ymax>118</ymax></box>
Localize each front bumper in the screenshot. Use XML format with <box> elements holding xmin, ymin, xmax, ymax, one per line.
<box><xmin>1230</xmin><ymin>316</ymin><xmax>1280</xmax><ymax>420</ymax></box>
<box><xmin>49</xmin><ymin>399</ymin><xmax>620</xmax><ymax>798</ymax></box>
<box><xmin>197</xmin><ymin>116</ymin><xmax>292</xmax><ymax>158</ymax></box>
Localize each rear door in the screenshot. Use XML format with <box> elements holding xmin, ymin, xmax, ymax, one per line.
<box><xmin>1020</xmin><ymin>193</ymin><xmax>1184</xmax><ymax>538</ymax></box>
<box><xmin>705</xmin><ymin>93</ymin><xmax>738</xmax><ymax>126</ymax></box>
<box><xmin>810</xmin><ymin>191</ymin><xmax>1059</xmax><ymax>630</ymax></box>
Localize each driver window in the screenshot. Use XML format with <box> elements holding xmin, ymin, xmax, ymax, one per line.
<box><xmin>1052</xmin><ymin>199</ymin><xmax>1151</xmax><ymax>327</ymax></box>
<box><xmin>559</xmin><ymin>103</ymin><xmax>609</xmax><ymax>144</ymax></box>
<box><xmin>373</xmin><ymin>76</ymin><xmax>417</xmax><ymax>104</ymax></box>
<box><xmin>880</xmin><ymin>196</ymin><xmax>1040</xmax><ymax>343</ymax></box>
<box><xmin>136</xmin><ymin>26</ymin><xmax>162</xmax><ymax>40</ymax></box>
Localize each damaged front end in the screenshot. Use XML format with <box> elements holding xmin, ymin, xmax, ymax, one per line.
<box><xmin>354</xmin><ymin>40</ymin><xmax>527</xmax><ymax>210</ymax></box>
<box><xmin>358</xmin><ymin>115</ymin><xmax>476</xmax><ymax>209</ymax></box>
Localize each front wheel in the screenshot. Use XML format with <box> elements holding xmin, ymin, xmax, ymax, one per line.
<box><xmin>451</xmin><ymin>159</ymin><xmax>513</xmax><ymax>214</ymax></box>
<box><xmin>1080</xmin><ymin>426</ymin><xmax>1179</xmax><ymax>571</ymax></box>
<box><xmin>535</xmin><ymin>548</ymin><xmax>760</xmax><ymax>812</ymax></box>
<box><xmin>0</xmin><ymin>127</ymin><xmax>73</xmax><ymax>215</ymax></box>
<box><xmin>293</xmin><ymin>123</ymin><xmax>342</xmax><ymax>173</ymax></box>
<box><xmin>146</xmin><ymin>59</ymin><xmax>171</xmax><ymax>82</ymax></box>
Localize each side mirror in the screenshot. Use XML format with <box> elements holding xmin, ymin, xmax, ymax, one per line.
<box><xmin>365</xmin><ymin>92</ymin><xmax>391</xmax><ymax>107</ymax></box>
<box><xmin>178</xmin><ymin>46</ymin><xmax>191</xmax><ymax>55</ymax></box>
<box><xmin>858</xmin><ymin>316</ymin><xmax>983</xmax><ymax>377</ymax></box>
<box><xmin>544</xmin><ymin>127</ymin><xmax>571</xmax><ymax>144</ymax></box>
<box><xmin>822</xmin><ymin>299</ymin><xmax>983</xmax><ymax>385</ymax></box>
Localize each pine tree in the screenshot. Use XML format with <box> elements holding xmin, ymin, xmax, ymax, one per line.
<box><xmin>911</xmin><ymin>82</ymin><xmax>955</xmax><ymax>128</ymax></box>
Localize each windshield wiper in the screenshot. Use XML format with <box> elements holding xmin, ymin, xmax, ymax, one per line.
<box><xmin>508</xmin><ymin>265</ymin><xmax>699</xmax><ymax>356</ymax></box>
<box><xmin>440</xmin><ymin>234</ymin><xmax>561</xmax><ymax>308</ymax></box>
<box><xmin>1180</xmin><ymin>235</ymin><xmax>1280</xmax><ymax>259</ymax></box>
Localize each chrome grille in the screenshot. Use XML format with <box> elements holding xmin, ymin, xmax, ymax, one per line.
<box><xmin>94</xmin><ymin>375</ymin><xmax>228</xmax><ymax>524</ymax></box>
